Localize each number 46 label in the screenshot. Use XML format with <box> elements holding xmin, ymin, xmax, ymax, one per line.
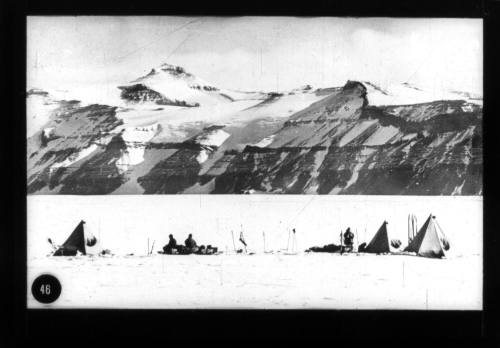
<box><xmin>40</xmin><ymin>284</ymin><xmax>51</xmax><ymax>295</ymax></box>
<box><xmin>32</xmin><ymin>274</ymin><xmax>61</xmax><ymax>304</ymax></box>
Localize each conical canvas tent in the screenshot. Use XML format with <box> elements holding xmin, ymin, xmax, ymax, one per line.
<box><xmin>53</xmin><ymin>220</ymin><xmax>100</xmax><ymax>256</ymax></box>
<box><xmin>364</xmin><ymin>221</ymin><xmax>390</xmax><ymax>254</ymax></box>
<box><xmin>404</xmin><ymin>214</ymin><xmax>449</xmax><ymax>258</ymax></box>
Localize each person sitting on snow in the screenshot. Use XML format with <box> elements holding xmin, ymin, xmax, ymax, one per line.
<box><xmin>163</xmin><ymin>234</ymin><xmax>177</xmax><ymax>254</ymax></box>
<box><xmin>185</xmin><ymin>234</ymin><xmax>198</xmax><ymax>250</ymax></box>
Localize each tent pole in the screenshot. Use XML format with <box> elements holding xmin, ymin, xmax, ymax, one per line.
<box><xmin>240</xmin><ymin>225</ymin><xmax>245</xmax><ymax>253</ymax></box>
<box><xmin>355</xmin><ymin>228</ymin><xmax>358</xmax><ymax>251</ymax></box>
<box><xmin>231</xmin><ymin>230</ymin><xmax>236</xmax><ymax>252</ymax></box>
<box><xmin>340</xmin><ymin>229</ymin><xmax>343</xmax><ymax>255</ymax></box>
<box><xmin>412</xmin><ymin>215</ymin><xmax>415</xmax><ymax>240</ymax></box>
<box><xmin>263</xmin><ymin>231</ymin><xmax>266</xmax><ymax>253</ymax></box>
<box><xmin>407</xmin><ymin>214</ymin><xmax>410</xmax><ymax>245</ymax></box>
<box><xmin>414</xmin><ymin>215</ymin><xmax>418</xmax><ymax>240</ymax></box>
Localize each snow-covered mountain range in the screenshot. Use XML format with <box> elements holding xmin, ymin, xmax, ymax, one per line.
<box><xmin>26</xmin><ymin>63</ymin><xmax>482</xmax><ymax>195</ymax></box>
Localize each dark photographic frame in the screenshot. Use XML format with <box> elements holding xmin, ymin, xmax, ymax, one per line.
<box><xmin>3</xmin><ymin>0</ymin><xmax>498</xmax><ymax>344</ymax></box>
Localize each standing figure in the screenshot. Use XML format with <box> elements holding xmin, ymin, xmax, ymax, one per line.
<box><xmin>343</xmin><ymin>228</ymin><xmax>355</xmax><ymax>252</ymax></box>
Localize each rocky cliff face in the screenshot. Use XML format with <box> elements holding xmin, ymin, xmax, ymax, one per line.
<box><xmin>208</xmin><ymin>82</ymin><xmax>482</xmax><ymax>195</ymax></box>
<box><xmin>26</xmin><ymin>65</ymin><xmax>482</xmax><ymax>195</ymax></box>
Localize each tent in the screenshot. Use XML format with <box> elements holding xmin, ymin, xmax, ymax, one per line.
<box><xmin>53</xmin><ymin>220</ymin><xmax>101</xmax><ymax>256</ymax></box>
<box><xmin>404</xmin><ymin>214</ymin><xmax>450</xmax><ymax>258</ymax></box>
<box><xmin>364</xmin><ymin>221</ymin><xmax>390</xmax><ymax>254</ymax></box>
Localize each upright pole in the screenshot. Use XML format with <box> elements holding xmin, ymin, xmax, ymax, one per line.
<box><xmin>412</xmin><ymin>214</ymin><xmax>415</xmax><ymax>241</ymax></box>
<box><xmin>240</xmin><ymin>225</ymin><xmax>245</xmax><ymax>253</ymax></box>
<box><xmin>407</xmin><ymin>214</ymin><xmax>411</xmax><ymax>245</ymax></box>
<box><xmin>340</xmin><ymin>229</ymin><xmax>343</xmax><ymax>255</ymax></box>
<box><xmin>263</xmin><ymin>231</ymin><xmax>266</xmax><ymax>253</ymax></box>
<box><xmin>240</xmin><ymin>231</ymin><xmax>247</xmax><ymax>253</ymax></box>
<box><xmin>231</xmin><ymin>230</ymin><xmax>236</xmax><ymax>252</ymax></box>
<box><xmin>414</xmin><ymin>215</ymin><xmax>418</xmax><ymax>240</ymax></box>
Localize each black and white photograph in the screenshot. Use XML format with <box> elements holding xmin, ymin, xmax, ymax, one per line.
<box><xmin>25</xmin><ymin>16</ymin><xmax>483</xmax><ymax>309</ymax></box>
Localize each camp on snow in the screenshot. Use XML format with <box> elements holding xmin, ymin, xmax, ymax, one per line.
<box><xmin>306</xmin><ymin>215</ymin><xmax>448</xmax><ymax>258</ymax></box>
<box><xmin>306</xmin><ymin>227</ymin><xmax>355</xmax><ymax>254</ymax></box>
<box><xmin>403</xmin><ymin>214</ymin><xmax>450</xmax><ymax>258</ymax></box>
<box><xmin>358</xmin><ymin>221</ymin><xmax>390</xmax><ymax>254</ymax></box>
<box><xmin>50</xmin><ymin>213</ymin><xmax>450</xmax><ymax>259</ymax></box>
<box><xmin>51</xmin><ymin>220</ymin><xmax>103</xmax><ymax>256</ymax></box>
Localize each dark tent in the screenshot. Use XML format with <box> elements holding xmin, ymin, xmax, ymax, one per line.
<box><xmin>364</xmin><ymin>221</ymin><xmax>390</xmax><ymax>254</ymax></box>
<box><xmin>404</xmin><ymin>214</ymin><xmax>449</xmax><ymax>258</ymax></box>
<box><xmin>53</xmin><ymin>220</ymin><xmax>99</xmax><ymax>256</ymax></box>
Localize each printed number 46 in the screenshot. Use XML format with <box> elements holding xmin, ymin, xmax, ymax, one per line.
<box><xmin>40</xmin><ymin>284</ymin><xmax>51</xmax><ymax>295</ymax></box>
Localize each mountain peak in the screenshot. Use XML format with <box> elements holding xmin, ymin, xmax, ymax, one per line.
<box><xmin>158</xmin><ymin>62</ymin><xmax>192</xmax><ymax>77</ymax></box>
<box><xmin>132</xmin><ymin>63</ymin><xmax>194</xmax><ymax>83</ymax></box>
<box><xmin>343</xmin><ymin>80</ymin><xmax>367</xmax><ymax>96</ymax></box>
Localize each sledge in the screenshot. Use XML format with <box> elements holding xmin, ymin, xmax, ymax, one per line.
<box><xmin>158</xmin><ymin>250</ymin><xmax>223</xmax><ymax>255</ymax></box>
<box><xmin>158</xmin><ymin>245</ymin><xmax>222</xmax><ymax>255</ymax></box>
<box><xmin>305</xmin><ymin>244</ymin><xmax>346</xmax><ymax>253</ymax></box>
<box><xmin>158</xmin><ymin>251</ymin><xmax>223</xmax><ymax>255</ymax></box>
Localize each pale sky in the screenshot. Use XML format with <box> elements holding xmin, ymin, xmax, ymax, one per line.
<box><xmin>27</xmin><ymin>16</ymin><xmax>483</xmax><ymax>94</ymax></box>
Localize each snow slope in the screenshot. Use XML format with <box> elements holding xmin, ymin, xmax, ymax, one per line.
<box><xmin>122</xmin><ymin>63</ymin><xmax>247</xmax><ymax>107</ymax></box>
<box><xmin>363</xmin><ymin>125</ymin><xmax>400</xmax><ymax>146</ymax></box>
<box><xmin>26</xmin><ymin>93</ymin><xmax>62</xmax><ymax>137</ymax></box>
<box><xmin>50</xmin><ymin>144</ymin><xmax>100</xmax><ymax>171</ymax></box>
<box><xmin>114</xmin><ymin>89</ymin><xmax>327</xmax><ymax>144</ymax></box>
<box><xmin>364</xmin><ymin>81</ymin><xmax>483</xmax><ymax>107</ymax></box>
<box><xmin>115</xmin><ymin>124</ymin><xmax>160</xmax><ymax>170</ymax></box>
<box><xmin>338</xmin><ymin>120</ymin><xmax>378</xmax><ymax>147</ymax></box>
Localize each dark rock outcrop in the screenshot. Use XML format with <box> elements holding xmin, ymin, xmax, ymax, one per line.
<box><xmin>118</xmin><ymin>84</ymin><xmax>199</xmax><ymax>107</ymax></box>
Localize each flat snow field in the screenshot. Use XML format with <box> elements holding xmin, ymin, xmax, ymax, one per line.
<box><xmin>27</xmin><ymin>195</ymin><xmax>482</xmax><ymax>309</ymax></box>
<box><xmin>28</xmin><ymin>252</ymin><xmax>481</xmax><ymax>309</ymax></box>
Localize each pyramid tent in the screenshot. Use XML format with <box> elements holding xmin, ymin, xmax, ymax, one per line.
<box><xmin>364</xmin><ymin>221</ymin><xmax>390</xmax><ymax>254</ymax></box>
<box><xmin>53</xmin><ymin>220</ymin><xmax>100</xmax><ymax>256</ymax></box>
<box><xmin>404</xmin><ymin>214</ymin><xmax>449</xmax><ymax>258</ymax></box>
